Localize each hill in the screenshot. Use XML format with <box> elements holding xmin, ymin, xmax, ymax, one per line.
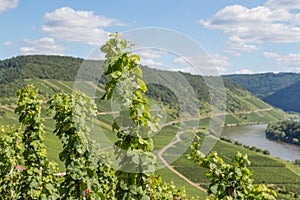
<box><xmin>264</xmin><ymin>81</ymin><xmax>300</xmax><ymax>112</ymax></box>
<box><xmin>0</xmin><ymin>55</ymin><xmax>282</xmax><ymax>117</ymax></box>
<box><xmin>223</xmin><ymin>73</ymin><xmax>300</xmax><ymax>99</ymax></box>
<box><xmin>0</xmin><ymin>55</ymin><xmax>297</xmax><ymax>199</ymax></box>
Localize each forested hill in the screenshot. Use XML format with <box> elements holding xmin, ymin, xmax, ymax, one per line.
<box><xmin>0</xmin><ymin>55</ymin><xmax>281</xmax><ymax>115</ymax></box>
<box><xmin>224</xmin><ymin>73</ymin><xmax>300</xmax><ymax>113</ymax></box>
<box><xmin>0</xmin><ymin>55</ymin><xmax>83</xmax><ymax>82</ymax></box>
<box><xmin>264</xmin><ymin>81</ymin><xmax>300</xmax><ymax>112</ymax></box>
<box><xmin>223</xmin><ymin>73</ymin><xmax>300</xmax><ymax>99</ymax></box>
<box><xmin>0</xmin><ymin>55</ymin><xmax>84</xmax><ymax>96</ymax></box>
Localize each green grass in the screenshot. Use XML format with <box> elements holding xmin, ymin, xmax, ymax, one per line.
<box><xmin>224</xmin><ymin>115</ymin><xmax>241</xmax><ymax>124</ymax></box>
<box><xmin>152</xmin><ymin>125</ymin><xmax>180</xmax><ymax>150</ymax></box>
<box><xmin>47</xmin><ymin>79</ymin><xmax>73</xmax><ymax>93</ymax></box>
<box><xmin>0</xmin><ymin>116</ymin><xmax>18</xmax><ymax>126</ymax></box>
<box><xmin>244</xmin><ymin>96</ymin><xmax>270</xmax><ymax>109</ymax></box>
<box><xmin>0</xmin><ymin>79</ymin><xmax>297</xmax><ymax>199</ymax></box>
<box><xmin>156</xmin><ymin>167</ymin><xmax>207</xmax><ymax>199</ymax></box>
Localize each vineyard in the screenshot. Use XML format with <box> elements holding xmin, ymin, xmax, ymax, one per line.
<box><xmin>0</xmin><ymin>34</ymin><xmax>298</xmax><ymax>199</ymax></box>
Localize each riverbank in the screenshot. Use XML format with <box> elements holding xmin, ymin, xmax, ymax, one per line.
<box><xmin>221</xmin><ymin>124</ymin><xmax>300</xmax><ymax>161</ymax></box>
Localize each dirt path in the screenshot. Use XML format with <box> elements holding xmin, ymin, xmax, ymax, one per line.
<box><xmin>158</xmin><ymin>131</ymin><xmax>207</xmax><ymax>192</ymax></box>
<box><xmin>96</xmin><ymin>107</ymin><xmax>274</xmax><ymax>194</ymax></box>
<box><xmin>162</xmin><ymin>107</ymin><xmax>273</xmax><ymax>128</ymax></box>
<box><xmin>157</xmin><ymin>106</ymin><xmax>274</xmax><ymax>193</ymax></box>
<box><xmin>0</xmin><ymin>105</ymin><xmax>15</xmax><ymax>112</ymax></box>
<box><xmin>85</xmin><ymin>81</ymin><xmax>105</xmax><ymax>92</ymax></box>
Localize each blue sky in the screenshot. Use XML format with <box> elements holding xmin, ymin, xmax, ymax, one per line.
<box><xmin>1</xmin><ymin>0</ymin><xmax>300</xmax><ymax>74</ymax></box>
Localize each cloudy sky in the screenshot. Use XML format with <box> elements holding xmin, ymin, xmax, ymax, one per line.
<box><xmin>1</xmin><ymin>0</ymin><xmax>300</xmax><ymax>74</ymax></box>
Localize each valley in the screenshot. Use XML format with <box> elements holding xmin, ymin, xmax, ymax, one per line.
<box><xmin>0</xmin><ymin>55</ymin><xmax>299</xmax><ymax>199</ymax></box>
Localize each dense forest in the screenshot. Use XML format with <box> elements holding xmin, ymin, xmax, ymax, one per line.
<box><xmin>0</xmin><ymin>55</ymin><xmax>84</xmax><ymax>96</ymax></box>
<box><xmin>224</xmin><ymin>73</ymin><xmax>300</xmax><ymax>99</ymax></box>
<box><xmin>266</xmin><ymin>120</ymin><xmax>300</xmax><ymax>146</ymax></box>
<box><xmin>224</xmin><ymin>73</ymin><xmax>300</xmax><ymax>113</ymax></box>
<box><xmin>264</xmin><ymin>81</ymin><xmax>300</xmax><ymax>112</ymax></box>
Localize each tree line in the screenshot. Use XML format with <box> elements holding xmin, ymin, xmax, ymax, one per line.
<box><xmin>266</xmin><ymin>120</ymin><xmax>300</xmax><ymax>146</ymax></box>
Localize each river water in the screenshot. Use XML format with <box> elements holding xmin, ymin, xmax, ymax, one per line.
<box><xmin>221</xmin><ymin>124</ymin><xmax>300</xmax><ymax>161</ymax></box>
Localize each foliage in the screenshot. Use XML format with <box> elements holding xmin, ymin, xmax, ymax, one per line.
<box><xmin>147</xmin><ymin>174</ymin><xmax>189</xmax><ymax>199</ymax></box>
<box><xmin>0</xmin><ymin>85</ymin><xmax>118</xmax><ymax>199</ymax></box>
<box><xmin>266</xmin><ymin>120</ymin><xmax>300</xmax><ymax>146</ymax></box>
<box><xmin>0</xmin><ymin>126</ymin><xmax>23</xmax><ymax>199</ymax></box>
<box><xmin>187</xmin><ymin>136</ymin><xmax>277</xmax><ymax>200</ymax></box>
<box><xmin>15</xmin><ymin>85</ymin><xmax>60</xmax><ymax>199</ymax></box>
<box><xmin>48</xmin><ymin>91</ymin><xmax>117</xmax><ymax>199</ymax></box>
<box><xmin>100</xmin><ymin>33</ymin><xmax>161</xmax><ymax>199</ymax></box>
<box><xmin>0</xmin><ymin>35</ymin><xmax>192</xmax><ymax>200</ymax></box>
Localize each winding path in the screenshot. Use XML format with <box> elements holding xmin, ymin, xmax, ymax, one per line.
<box><xmin>157</xmin><ymin>131</ymin><xmax>207</xmax><ymax>192</ymax></box>
<box><xmin>156</xmin><ymin>107</ymin><xmax>274</xmax><ymax>193</ymax></box>
<box><xmin>97</xmin><ymin>107</ymin><xmax>275</xmax><ymax>193</ymax></box>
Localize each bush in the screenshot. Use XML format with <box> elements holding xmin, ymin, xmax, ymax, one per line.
<box><xmin>250</xmin><ymin>146</ymin><xmax>257</xmax><ymax>151</ymax></box>
<box><xmin>234</xmin><ymin>141</ymin><xmax>242</xmax><ymax>146</ymax></box>
<box><xmin>220</xmin><ymin>136</ymin><xmax>232</xmax><ymax>143</ymax></box>
<box><xmin>256</xmin><ymin>148</ymin><xmax>263</xmax><ymax>153</ymax></box>
<box><xmin>263</xmin><ymin>149</ymin><xmax>271</xmax><ymax>155</ymax></box>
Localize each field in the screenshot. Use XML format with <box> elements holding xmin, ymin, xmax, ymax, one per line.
<box><xmin>0</xmin><ymin>79</ymin><xmax>299</xmax><ymax>199</ymax></box>
<box><xmin>170</xmin><ymin>138</ymin><xmax>300</xmax><ymax>198</ymax></box>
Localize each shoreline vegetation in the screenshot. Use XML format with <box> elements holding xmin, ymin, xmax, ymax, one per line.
<box><xmin>266</xmin><ymin>120</ymin><xmax>300</xmax><ymax>147</ymax></box>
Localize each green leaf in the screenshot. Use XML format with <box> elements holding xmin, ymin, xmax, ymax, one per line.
<box><xmin>210</xmin><ymin>183</ymin><xmax>219</xmax><ymax>194</ymax></box>
<box><xmin>137</xmin><ymin>78</ymin><xmax>147</xmax><ymax>92</ymax></box>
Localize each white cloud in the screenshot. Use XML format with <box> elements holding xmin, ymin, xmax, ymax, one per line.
<box><xmin>263</xmin><ymin>52</ymin><xmax>300</xmax><ymax>69</ymax></box>
<box><xmin>20</xmin><ymin>37</ymin><xmax>67</xmax><ymax>55</ymax></box>
<box><xmin>0</xmin><ymin>0</ymin><xmax>18</xmax><ymax>14</ymax></box>
<box><xmin>200</xmin><ymin>5</ymin><xmax>290</xmax><ymax>30</ymax></box>
<box><xmin>225</xmin><ymin>37</ymin><xmax>261</xmax><ymax>56</ymax></box>
<box><xmin>265</xmin><ymin>0</ymin><xmax>300</xmax><ymax>10</ymax></box>
<box><xmin>173</xmin><ymin>54</ymin><xmax>229</xmax><ymax>75</ymax></box>
<box><xmin>137</xmin><ymin>49</ymin><xmax>169</xmax><ymax>69</ymax></box>
<box><xmin>140</xmin><ymin>58</ymin><xmax>164</xmax><ymax>67</ymax></box>
<box><xmin>199</xmin><ymin>4</ymin><xmax>300</xmax><ymax>56</ymax></box>
<box><xmin>233</xmin><ymin>69</ymin><xmax>254</xmax><ymax>74</ymax></box>
<box><xmin>139</xmin><ymin>50</ymin><xmax>162</xmax><ymax>59</ymax></box>
<box><xmin>4</xmin><ymin>41</ymin><xmax>12</xmax><ymax>46</ymax></box>
<box><xmin>42</xmin><ymin>7</ymin><xmax>127</xmax><ymax>45</ymax></box>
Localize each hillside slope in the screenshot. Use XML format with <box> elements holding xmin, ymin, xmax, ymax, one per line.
<box><xmin>0</xmin><ymin>55</ymin><xmax>293</xmax><ymax>198</ymax></box>
<box><xmin>0</xmin><ymin>55</ymin><xmax>281</xmax><ymax>115</ymax></box>
<box><xmin>224</xmin><ymin>73</ymin><xmax>300</xmax><ymax>99</ymax></box>
<box><xmin>264</xmin><ymin>81</ymin><xmax>300</xmax><ymax>112</ymax></box>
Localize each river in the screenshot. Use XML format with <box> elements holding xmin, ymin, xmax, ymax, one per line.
<box><xmin>221</xmin><ymin>124</ymin><xmax>300</xmax><ymax>161</ymax></box>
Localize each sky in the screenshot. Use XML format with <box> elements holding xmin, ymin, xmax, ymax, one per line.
<box><xmin>1</xmin><ymin>0</ymin><xmax>300</xmax><ymax>75</ymax></box>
